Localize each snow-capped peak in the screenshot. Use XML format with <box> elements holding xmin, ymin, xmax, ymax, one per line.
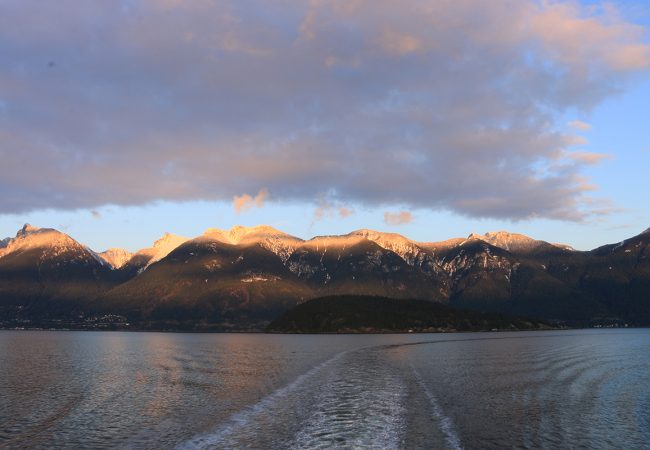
<box><xmin>203</xmin><ymin>225</ymin><xmax>303</xmax><ymax>262</ymax></box>
<box><xmin>135</xmin><ymin>232</ymin><xmax>188</xmax><ymax>268</ymax></box>
<box><xmin>466</xmin><ymin>231</ymin><xmax>573</xmax><ymax>253</ymax></box>
<box><xmin>348</xmin><ymin>229</ymin><xmax>425</xmax><ymax>265</ymax></box>
<box><xmin>153</xmin><ymin>232</ymin><xmax>187</xmax><ymax>249</ymax></box>
<box><xmin>467</xmin><ymin>231</ymin><xmax>536</xmax><ymax>251</ymax></box>
<box><xmin>203</xmin><ymin>225</ymin><xmax>297</xmax><ymax>244</ymax></box>
<box><xmin>0</xmin><ymin>224</ymin><xmax>71</xmax><ymax>254</ymax></box>
<box><xmin>0</xmin><ymin>224</ymin><xmax>103</xmax><ymax>266</ymax></box>
<box><xmin>8</xmin><ymin>224</ymin><xmax>71</xmax><ymax>248</ymax></box>
<box><xmin>99</xmin><ymin>248</ymin><xmax>133</xmax><ymax>269</ymax></box>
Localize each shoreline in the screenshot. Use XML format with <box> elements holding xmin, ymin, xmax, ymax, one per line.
<box><xmin>1</xmin><ymin>325</ymin><xmax>642</xmax><ymax>335</ymax></box>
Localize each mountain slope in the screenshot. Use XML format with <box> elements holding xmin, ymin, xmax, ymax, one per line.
<box><xmin>580</xmin><ymin>228</ymin><xmax>650</xmax><ymax>324</ymax></box>
<box><xmin>0</xmin><ymin>224</ymin><xmax>115</xmax><ymax>322</ymax></box>
<box><xmin>99</xmin><ymin>235</ymin><xmax>313</xmax><ymax>330</ymax></box>
<box><xmin>287</xmin><ymin>234</ymin><xmax>441</xmax><ymax>300</ymax></box>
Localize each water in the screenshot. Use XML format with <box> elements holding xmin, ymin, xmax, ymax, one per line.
<box><xmin>1</xmin><ymin>329</ymin><xmax>649</xmax><ymax>449</ymax></box>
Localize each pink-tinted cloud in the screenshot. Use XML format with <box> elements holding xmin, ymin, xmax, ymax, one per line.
<box><xmin>569</xmin><ymin>120</ymin><xmax>593</xmax><ymax>131</ymax></box>
<box><xmin>566</xmin><ymin>151</ymin><xmax>612</xmax><ymax>165</ymax></box>
<box><xmin>338</xmin><ymin>207</ymin><xmax>353</xmax><ymax>218</ymax></box>
<box><xmin>313</xmin><ymin>199</ymin><xmax>354</xmax><ymax>222</ymax></box>
<box><xmin>380</xmin><ymin>30</ymin><xmax>422</xmax><ymax>55</ymax></box>
<box><xmin>233</xmin><ymin>188</ymin><xmax>269</xmax><ymax>215</ymax></box>
<box><xmin>530</xmin><ymin>2</ymin><xmax>650</xmax><ymax>72</ymax></box>
<box><xmin>0</xmin><ymin>0</ymin><xmax>647</xmax><ymax>221</ymax></box>
<box><xmin>384</xmin><ymin>211</ymin><xmax>413</xmax><ymax>226</ymax></box>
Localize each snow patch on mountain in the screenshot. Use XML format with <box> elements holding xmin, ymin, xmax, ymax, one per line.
<box><xmin>440</xmin><ymin>244</ymin><xmax>517</xmax><ymax>284</ymax></box>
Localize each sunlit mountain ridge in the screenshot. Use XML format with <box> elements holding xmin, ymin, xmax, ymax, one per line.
<box><xmin>0</xmin><ymin>223</ymin><xmax>649</xmax><ymax>330</ymax></box>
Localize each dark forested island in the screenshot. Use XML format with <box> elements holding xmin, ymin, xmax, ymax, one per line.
<box><xmin>267</xmin><ymin>295</ymin><xmax>553</xmax><ymax>333</ymax></box>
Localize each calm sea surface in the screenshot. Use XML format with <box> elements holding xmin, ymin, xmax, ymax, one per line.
<box><xmin>1</xmin><ymin>329</ymin><xmax>649</xmax><ymax>449</ymax></box>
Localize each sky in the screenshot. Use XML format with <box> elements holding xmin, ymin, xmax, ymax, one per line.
<box><xmin>1</xmin><ymin>0</ymin><xmax>650</xmax><ymax>252</ymax></box>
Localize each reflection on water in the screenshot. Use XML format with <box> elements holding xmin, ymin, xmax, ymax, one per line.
<box><xmin>0</xmin><ymin>329</ymin><xmax>649</xmax><ymax>449</ymax></box>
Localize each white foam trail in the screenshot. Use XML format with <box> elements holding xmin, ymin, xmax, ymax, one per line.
<box><xmin>412</xmin><ymin>367</ymin><xmax>463</xmax><ymax>450</ymax></box>
<box><xmin>288</xmin><ymin>352</ymin><xmax>406</xmax><ymax>449</ymax></box>
<box><xmin>176</xmin><ymin>350</ymin><xmax>349</xmax><ymax>450</ymax></box>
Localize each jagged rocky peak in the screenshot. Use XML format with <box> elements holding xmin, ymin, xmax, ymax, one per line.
<box><xmin>99</xmin><ymin>248</ymin><xmax>133</xmax><ymax>269</ymax></box>
<box><xmin>15</xmin><ymin>223</ymin><xmax>60</xmax><ymax>239</ymax></box>
<box><xmin>641</xmin><ymin>227</ymin><xmax>650</xmax><ymax>235</ymax></box>
<box><xmin>17</xmin><ymin>223</ymin><xmax>41</xmax><ymax>237</ymax></box>
<box><xmin>9</xmin><ymin>224</ymin><xmax>72</xmax><ymax>247</ymax></box>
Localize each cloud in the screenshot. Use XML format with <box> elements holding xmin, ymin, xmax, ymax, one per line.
<box><xmin>568</xmin><ymin>120</ymin><xmax>593</xmax><ymax>131</ymax></box>
<box><xmin>530</xmin><ymin>3</ymin><xmax>650</xmax><ymax>72</ymax></box>
<box><xmin>313</xmin><ymin>205</ymin><xmax>328</xmax><ymax>223</ymax></box>
<box><xmin>313</xmin><ymin>199</ymin><xmax>354</xmax><ymax>222</ymax></box>
<box><xmin>566</xmin><ymin>151</ymin><xmax>612</xmax><ymax>165</ymax></box>
<box><xmin>90</xmin><ymin>210</ymin><xmax>102</xmax><ymax>219</ymax></box>
<box><xmin>338</xmin><ymin>207</ymin><xmax>353</xmax><ymax>218</ymax></box>
<box><xmin>384</xmin><ymin>211</ymin><xmax>413</xmax><ymax>226</ymax></box>
<box><xmin>1</xmin><ymin>0</ymin><xmax>648</xmax><ymax>221</ymax></box>
<box><xmin>381</xmin><ymin>30</ymin><xmax>422</xmax><ymax>55</ymax></box>
<box><xmin>233</xmin><ymin>188</ymin><xmax>269</xmax><ymax>214</ymax></box>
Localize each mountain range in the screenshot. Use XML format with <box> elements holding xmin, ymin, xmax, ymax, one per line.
<box><xmin>1</xmin><ymin>223</ymin><xmax>649</xmax><ymax>330</ymax></box>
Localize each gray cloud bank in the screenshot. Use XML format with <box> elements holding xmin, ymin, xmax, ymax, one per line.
<box><xmin>1</xmin><ymin>0</ymin><xmax>649</xmax><ymax>220</ymax></box>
